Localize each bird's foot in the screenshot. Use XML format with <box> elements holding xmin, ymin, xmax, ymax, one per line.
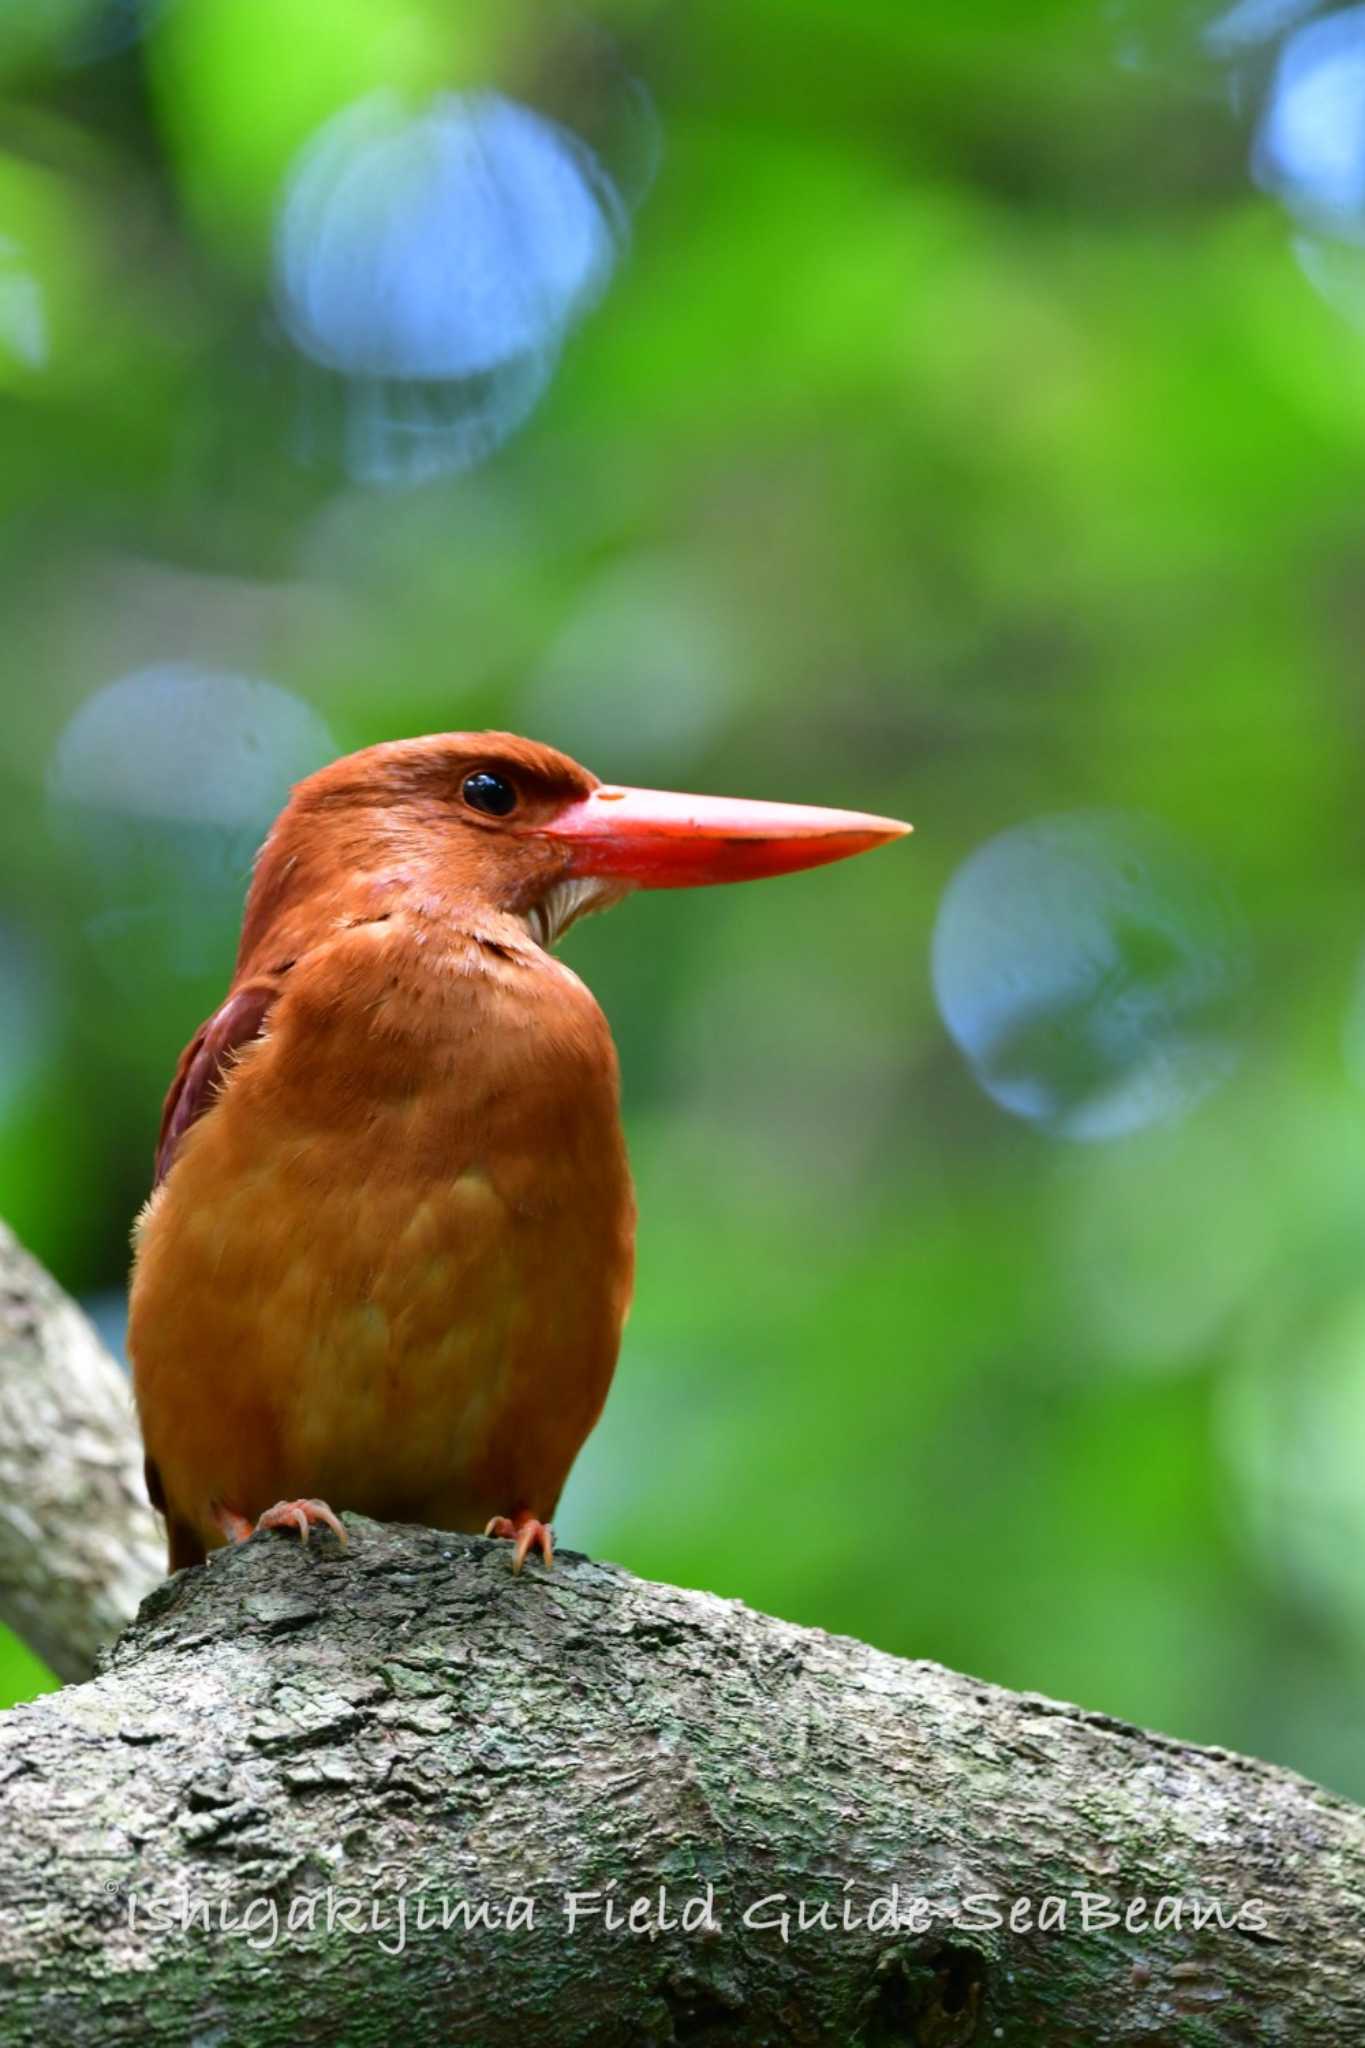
<box><xmin>212</xmin><ymin>1497</ymin><xmax>347</xmax><ymax>1548</ymax></box>
<box><xmin>484</xmin><ymin>1510</ymin><xmax>554</xmax><ymax>1573</ymax></box>
<box><xmin>256</xmin><ymin>1498</ymin><xmax>348</xmax><ymax>1547</ymax></box>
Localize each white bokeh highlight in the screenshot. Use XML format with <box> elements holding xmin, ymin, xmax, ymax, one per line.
<box><xmin>48</xmin><ymin>666</ymin><xmax>335</xmax><ymax>979</ymax></box>
<box><xmin>1204</xmin><ymin>0</ymin><xmax>1322</xmax><ymax>56</ymax></box>
<box><xmin>932</xmin><ymin>811</ymin><xmax>1250</xmax><ymax>1142</ymax></box>
<box><xmin>275</xmin><ymin>89</ymin><xmax>626</xmax><ymax>486</ymax></box>
<box><xmin>1254</xmin><ymin>7</ymin><xmax>1365</xmax><ymax>237</ymax></box>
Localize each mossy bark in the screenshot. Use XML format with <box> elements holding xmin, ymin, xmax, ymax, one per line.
<box><xmin>0</xmin><ymin>1516</ymin><xmax>1359</xmax><ymax>2046</ymax></box>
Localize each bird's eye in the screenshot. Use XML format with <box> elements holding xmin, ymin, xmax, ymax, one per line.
<box><xmin>462</xmin><ymin>771</ymin><xmax>518</xmax><ymax>818</ymax></box>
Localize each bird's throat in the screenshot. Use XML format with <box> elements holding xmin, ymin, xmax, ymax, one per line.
<box><xmin>524</xmin><ymin>874</ymin><xmax>634</xmax><ymax>951</ymax></box>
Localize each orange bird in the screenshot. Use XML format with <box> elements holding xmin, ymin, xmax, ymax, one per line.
<box><xmin>130</xmin><ymin>733</ymin><xmax>908</xmax><ymax>1574</ymax></box>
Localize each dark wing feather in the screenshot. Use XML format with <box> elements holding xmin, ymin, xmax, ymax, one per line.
<box><xmin>153</xmin><ymin>979</ymin><xmax>280</xmax><ymax>1189</ymax></box>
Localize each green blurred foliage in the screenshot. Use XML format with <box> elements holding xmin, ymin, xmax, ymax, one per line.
<box><xmin>3</xmin><ymin>0</ymin><xmax>1365</xmax><ymax>1800</ymax></box>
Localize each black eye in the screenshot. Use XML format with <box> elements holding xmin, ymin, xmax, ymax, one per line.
<box><xmin>462</xmin><ymin>771</ymin><xmax>518</xmax><ymax>818</ymax></box>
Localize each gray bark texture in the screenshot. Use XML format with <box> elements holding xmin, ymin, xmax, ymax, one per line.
<box><xmin>0</xmin><ymin>1515</ymin><xmax>1362</xmax><ymax>2048</ymax></box>
<box><xmin>0</xmin><ymin>1222</ymin><xmax>161</xmax><ymax>1681</ymax></box>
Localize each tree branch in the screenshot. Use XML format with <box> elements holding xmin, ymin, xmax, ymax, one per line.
<box><xmin>0</xmin><ymin>1222</ymin><xmax>161</xmax><ymax>1681</ymax></box>
<box><xmin>0</xmin><ymin>1515</ymin><xmax>1360</xmax><ymax>2046</ymax></box>
<box><xmin>0</xmin><ymin>1227</ymin><xmax>1361</xmax><ymax>2041</ymax></box>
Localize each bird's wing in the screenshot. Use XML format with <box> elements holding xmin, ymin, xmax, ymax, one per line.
<box><xmin>153</xmin><ymin>979</ymin><xmax>281</xmax><ymax>1189</ymax></box>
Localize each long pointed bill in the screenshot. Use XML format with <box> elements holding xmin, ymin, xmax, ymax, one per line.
<box><xmin>541</xmin><ymin>783</ymin><xmax>911</xmax><ymax>888</ymax></box>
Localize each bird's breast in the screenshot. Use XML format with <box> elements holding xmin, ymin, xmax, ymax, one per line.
<box><xmin>130</xmin><ymin>926</ymin><xmax>636</xmax><ymax>1539</ymax></box>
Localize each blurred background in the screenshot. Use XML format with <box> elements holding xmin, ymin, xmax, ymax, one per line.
<box><xmin>3</xmin><ymin>0</ymin><xmax>1365</xmax><ymax>1800</ymax></box>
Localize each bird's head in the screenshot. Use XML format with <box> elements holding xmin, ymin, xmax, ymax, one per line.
<box><xmin>240</xmin><ymin>730</ymin><xmax>910</xmax><ymax>962</ymax></box>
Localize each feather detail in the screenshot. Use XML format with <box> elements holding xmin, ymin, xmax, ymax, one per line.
<box><xmin>154</xmin><ymin>979</ymin><xmax>282</xmax><ymax>1187</ymax></box>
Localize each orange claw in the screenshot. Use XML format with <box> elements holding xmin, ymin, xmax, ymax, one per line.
<box><xmin>255</xmin><ymin>1498</ymin><xmax>348</xmax><ymax>1547</ymax></box>
<box><xmin>484</xmin><ymin>1510</ymin><xmax>554</xmax><ymax>1573</ymax></box>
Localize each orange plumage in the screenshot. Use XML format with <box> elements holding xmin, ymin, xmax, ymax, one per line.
<box><xmin>129</xmin><ymin>732</ymin><xmax>907</xmax><ymax>1574</ymax></box>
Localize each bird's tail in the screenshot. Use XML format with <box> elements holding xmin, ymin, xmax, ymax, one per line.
<box><xmin>166</xmin><ymin>1517</ymin><xmax>206</xmax><ymax>1573</ymax></box>
<box><xmin>146</xmin><ymin>1452</ymin><xmax>206</xmax><ymax>1572</ymax></box>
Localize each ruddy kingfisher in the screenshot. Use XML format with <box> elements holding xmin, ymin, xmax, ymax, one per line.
<box><xmin>130</xmin><ymin>733</ymin><xmax>909</xmax><ymax>1574</ymax></box>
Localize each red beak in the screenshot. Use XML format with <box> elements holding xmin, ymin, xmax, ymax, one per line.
<box><xmin>542</xmin><ymin>782</ymin><xmax>911</xmax><ymax>888</ymax></box>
